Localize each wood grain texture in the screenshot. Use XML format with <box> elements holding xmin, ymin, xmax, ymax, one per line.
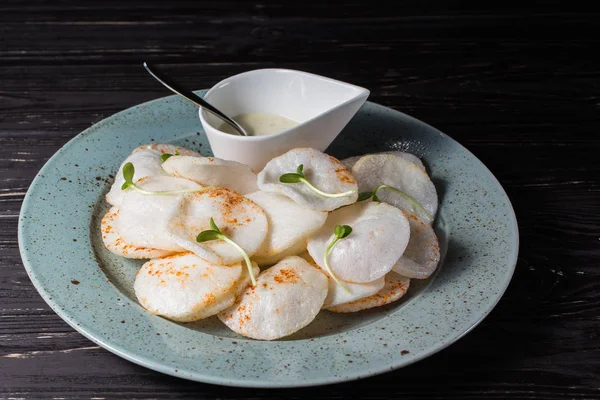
<box><xmin>1</xmin><ymin>1</ymin><xmax>599</xmax><ymax>399</ymax></box>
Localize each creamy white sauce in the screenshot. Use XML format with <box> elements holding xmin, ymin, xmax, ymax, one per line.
<box><xmin>218</xmin><ymin>113</ymin><xmax>299</xmax><ymax>136</ymax></box>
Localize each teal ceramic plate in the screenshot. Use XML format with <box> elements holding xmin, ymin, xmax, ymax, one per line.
<box><xmin>18</xmin><ymin>91</ymin><xmax>518</xmax><ymax>388</ymax></box>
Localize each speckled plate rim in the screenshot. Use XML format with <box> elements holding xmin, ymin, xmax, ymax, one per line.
<box><xmin>18</xmin><ymin>91</ymin><xmax>519</xmax><ymax>388</ymax></box>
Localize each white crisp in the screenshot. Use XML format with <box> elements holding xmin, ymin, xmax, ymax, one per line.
<box><xmin>251</xmin><ymin>239</ymin><xmax>309</xmax><ymax>267</ymax></box>
<box><xmin>101</xmin><ymin>206</ymin><xmax>175</xmax><ymax>259</ymax></box>
<box><xmin>246</xmin><ymin>191</ymin><xmax>327</xmax><ymax>266</ymax></box>
<box><xmin>134</xmin><ymin>252</ymin><xmax>258</xmax><ymax>322</ymax></box>
<box><xmin>324</xmin><ymin>276</ymin><xmax>385</xmax><ymax>308</ymax></box>
<box><xmin>218</xmin><ymin>256</ymin><xmax>328</xmax><ymax>340</ymax></box>
<box><xmin>257</xmin><ymin>147</ymin><xmax>358</xmax><ymax>212</ymax></box>
<box><xmin>167</xmin><ymin>187</ymin><xmax>268</xmax><ymax>265</ymax></box>
<box><xmin>299</xmin><ymin>253</ymin><xmax>385</xmax><ymax>308</ymax></box>
<box><xmin>132</xmin><ymin>143</ymin><xmax>201</xmax><ymax>157</ymax></box>
<box><xmin>351</xmin><ymin>154</ymin><xmax>438</xmax><ymax>223</ymax></box>
<box><xmin>162</xmin><ymin>155</ymin><xmax>258</xmax><ymax>194</ymax></box>
<box><xmin>392</xmin><ymin>213</ymin><xmax>440</xmax><ymax>279</ymax></box>
<box><xmin>117</xmin><ymin>176</ymin><xmax>204</xmax><ymax>252</ymax></box>
<box><xmin>307</xmin><ymin>201</ymin><xmax>410</xmax><ymax>283</ymax></box>
<box><xmin>327</xmin><ymin>271</ymin><xmax>410</xmax><ymax>313</ymax></box>
<box><xmin>341</xmin><ymin>150</ymin><xmax>426</xmax><ymax>171</ymax></box>
<box><xmin>106</xmin><ymin>144</ymin><xmax>200</xmax><ymax>206</ymax></box>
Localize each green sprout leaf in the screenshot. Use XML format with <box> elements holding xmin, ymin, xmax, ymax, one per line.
<box><xmin>120</xmin><ymin>162</ymin><xmax>206</xmax><ymax>196</ymax></box>
<box><xmin>334</xmin><ymin>225</ymin><xmax>345</xmax><ymax>238</ymax></box>
<box><xmin>209</xmin><ymin>217</ymin><xmax>221</xmax><ymax>233</ymax></box>
<box><xmin>334</xmin><ymin>224</ymin><xmax>352</xmax><ymax>239</ymax></box>
<box><xmin>195</xmin><ymin>230</ymin><xmax>222</xmax><ymax>242</ymax></box>
<box><xmin>323</xmin><ymin>225</ymin><xmax>353</xmax><ymax>292</ymax></box>
<box><xmin>195</xmin><ymin>218</ymin><xmax>256</xmax><ymax>286</ymax></box>
<box><xmin>357</xmin><ymin>191</ymin><xmax>374</xmax><ymax>202</ymax></box>
<box><xmin>160</xmin><ymin>149</ymin><xmax>179</xmax><ymax>163</ymax></box>
<box><xmin>279</xmin><ymin>173</ymin><xmax>304</xmax><ymax>184</ymax></box>
<box><xmin>122</xmin><ymin>162</ymin><xmax>135</xmax><ymax>184</ymax></box>
<box><xmin>279</xmin><ymin>165</ymin><xmax>357</xmax><ymax>199</ymax></box>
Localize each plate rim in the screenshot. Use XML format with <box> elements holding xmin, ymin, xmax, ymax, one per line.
<box><xmin>18</xmin><ymin>91</ymin><xmax>519</xmax><ymax>388</ymax></box>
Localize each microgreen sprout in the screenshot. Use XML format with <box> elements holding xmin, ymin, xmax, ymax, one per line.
<box><xmin>323</xmin><ymin>225</ymin><xmax>353</xmax><ymax>292</ymax></box>
<box><xmin>160</xmin><ymin>148</ymin><xmax>180</xmax><ymax>162</ymax></box>
<box><xmin>120</xmin><ymin>162</ymin><xmax>204</xmax><ymax>195</ymax></box>
<box><xmin>196</xmin><ymin>217</ymin><xmax>256</xmax><ymax>286</ymax></box>
<box><xmin>358</xmin><ymin>184</ymin><xmax>432</xmax><ymax>220</ymax></box>
<box><xmin>279</xmin><ymin>164</ymin><xmax>357</xmax><ymax>198</ymax></box>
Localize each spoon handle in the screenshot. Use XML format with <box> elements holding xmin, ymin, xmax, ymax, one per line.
<box><xmin>142</xmin><ymin>62</ymin><xmax>248</xmax><ymax>136</ymax></box>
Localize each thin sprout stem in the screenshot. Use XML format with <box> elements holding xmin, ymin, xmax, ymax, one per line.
<box><xmin>324</xmin><ymin>239</ymin><xmax>351</xmax><ymax>293</ymax></box>
<box><xmin>222</xmin><ymin>236</ymin><xmax>256</xmax><ymax>286</ymax></box>
<box><xmin>130</xmin><ymin>184</ymin><xmax>206</xmax><ymax>196</ymax></box>
<box><xmin>130</xmin><ymin>185</ymin><xmax>158</xmax><ymax>195</ymax></box>
<box><xmin>300</xmin><ymin>178</ymin><xmax>357</xmax><ymax>198</ymax></box>
<box><xmin>375</xmin><ymin>184</ymin><xmax>433</xmax><ymax>220</ymax></box>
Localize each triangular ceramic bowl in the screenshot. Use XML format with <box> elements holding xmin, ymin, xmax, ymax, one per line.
<box><xmin>199</xmin><ymin>68</ymin><xmax>370</xmax><ymax>171</ymax></box>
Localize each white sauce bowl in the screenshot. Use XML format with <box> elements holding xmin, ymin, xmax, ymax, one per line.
<box><xmin>199</xmin><ymin>68</ymin><xmax>369</xmax><ymax>171</ymax></box>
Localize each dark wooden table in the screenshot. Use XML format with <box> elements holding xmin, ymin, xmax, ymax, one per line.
<box><xmin>2</xmin><ymin>2</ymin><xmax>599</xmax><ymax>398</ymax></box>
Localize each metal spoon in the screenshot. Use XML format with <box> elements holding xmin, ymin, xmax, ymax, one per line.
<box><xmin>142</xmin><ymin>62</ymin><xmax>249</xmax><ymax>136</ymax></box>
